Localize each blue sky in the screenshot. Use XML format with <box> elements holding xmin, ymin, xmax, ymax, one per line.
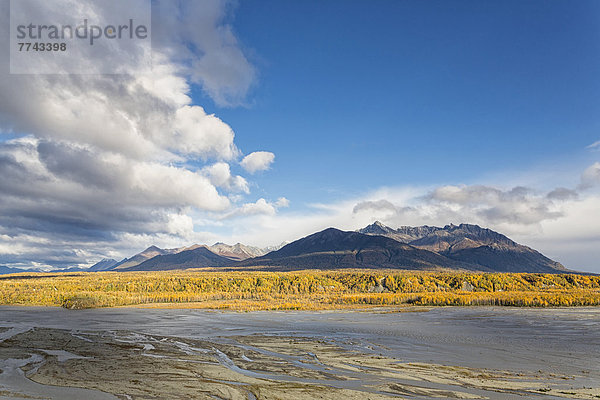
<box><xmin>197</xmin><ymin>0</ymin><xmax>600</xmax><ymax>206</ymax></box>
<box><xmin>1</xmin><ymin>0</ymin><xmax>599</xmax><ymax>272</ymax></box>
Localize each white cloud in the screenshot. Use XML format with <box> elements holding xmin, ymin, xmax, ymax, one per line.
<box><xmin>521</xmin><ymin>195</ymin><xmax>600</xmax><ymax>272</ymax></box>
<box><xmin>202</xmin><ymin>162</ymin><xmax>249</xmax><ymax>193</ymax></box>
<box><xmin>240</xmin><ymin>151</ymin><xmax>275</xmax><ymax>173</ymax></box>
<box><xmin>236</xmin><ymin>198</ymin><xmax>277</xmax><ymax>217</ymax></box>
<box><xmin>152</xmin><ymin>0</ymin><xmax>256</xmax><ymax>107</ymax></box>
<box><xmin>220</xmin><ymin>197</ymin><xmax>290</xmax><ymax>219</ymax></box>
<box><xmin>580</xmin><ymin>162</ymin><xmax>600</xmax><ymax>189</ymax></box>
<box><xmin>173</xmin><ymin>106</ymin><xmax>239</xmax><ymax>160</ymax></box>
<box><xmin>274</xmin><ymin>197</ymin><xmax>290</xmax><ymax>208</ymax></box>
<box><xmin>0</xmin><ymin>0</ymin><xmax>279</xmax><ymax>268</ymax></box>
<box><xmin>587</xmin><ymin>140</ymin><xmax>600</xmax><ymax>150</ymax></box>
<box><xmin>0</xmin><ymin>0</ymin><xmax>256</xmax><ymax>162</ymax></box>
<box><xmin>353</xmin><ymin>199</ymin><xmax>401</xmax><ymax>216</ymax></box>
<box><xmin>165</xmin><ymin>213</ymin><xmax>195</xmax><ymax>237</ymax></box>
<box><xmin>1</xmin><ymin>137</ymin><xmax>231</xmax><ymax>211</ymax></box>
<box><xmin>424</xmin><ymin>184</ymin><xmax>563</xmax><ymax>225</ymax></box>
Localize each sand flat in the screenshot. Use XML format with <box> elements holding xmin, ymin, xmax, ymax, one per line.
<box><xmin>0</xmin><ymin>306</ymin><xmax>598</xmax><ymax>399</ymax></box>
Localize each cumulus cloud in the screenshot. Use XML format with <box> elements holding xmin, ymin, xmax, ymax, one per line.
<box><xmin>546</xmin><ymin>187</ymin><xmax>579</xmax><ymax>201</ymax></box>
<box><xmin>349</xmin><ymin>184</ymin><xmax>572</xmax><ymax>230</ymax></box>
<box><xmin>274</xmin><ymin>197</ymin><xmax>290</xmax><ymax>208</ymax></box>
<box><xmin>221</xmin><ymin>197</ymin><xmax>289</xmax><ymax>219</ymax></box>
<box><xmin>0</xmin><ymin>137</ymin><xmax>229</xmax><ymax>234</ymax></box>
<box><xmin>240</xmin><ymin>151</ymin><xmax>275</xmax><ymax>174</ymax></box>
<box><xmin>0</xmin><ymin>0</ymin><xmax>278</xmax><ymax>268</ymax></box>
<box><xmin>151</xmin><ymin>0</ymin><xmax>256</xmax><ymax>107</ymax></box>
<box><xmin>202</xmin><ymin>162</ymin><xmax>249</xmax><ymax>193</ymax></box>
<box><xmin>236</xmin><ymin>199</ymin><xmax>277</xmax><ymax>217</ymax></box>
<box><xmin>425</xmin><ymin>185</ymin><xmax>563</xmax><ymax>225</ymax></box>
<box><xmin>523</xmin><ymin>195</ymin><xmax>600</xmax><ymax>271</ymax></box>
<box><xmin>173</xmin><ymin>106</ymin><xmax>239</xmax><ymax>160</ymax></box>
<box><xmin>580</xmin><ymin>162</ymin><xmax>600</xmax><ymax>189</ymax></box>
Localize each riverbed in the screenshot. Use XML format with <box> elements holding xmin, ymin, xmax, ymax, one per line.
<box><xmin>0</xmin><ymin>306</ymin><xmax>598</xmax><ymax>399</ymax></box>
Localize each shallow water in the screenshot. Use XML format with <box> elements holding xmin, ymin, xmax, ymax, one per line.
<box><xmin>2</xmin><ymin>306</ymin><xmax>596</xmax><ymax>374</ymax></box>
<box><xmin>0</xmin><ymin>353</ymin><xmax>118</xmax><ymax>400</ymax></box>
<box><xmin>0</xmin><ymin>306</ymin><xmax>598</xmax><ymax>399</ymax></box>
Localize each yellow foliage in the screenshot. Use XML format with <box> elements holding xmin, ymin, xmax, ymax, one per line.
<box><xmin>0</xmin><ymin>269</ymin><xmax>598</xmax><ymax>310</ymax></box>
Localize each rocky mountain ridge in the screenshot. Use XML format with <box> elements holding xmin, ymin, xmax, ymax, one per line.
<box><xmin>358</xmin><ymin>222</ymin><xmax>566</xmax><ymax>273</ymax></box>
<box><xmin>79</xmin><ymin>223</ymin><xmax>570</xmax><ymax>273</ymax></box>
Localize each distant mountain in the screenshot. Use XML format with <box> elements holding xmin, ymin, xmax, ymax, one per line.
<box><xmin>1</xmin><ymin>266</ymin><xmax>73</xmax><ymax>274</ymax></box>
<box><xmin>88</xmin><ymin>258</ymin><xmax>119</xmax><ymax>272</ymax></box>
<box><xmin>121</xmin><ymin>246</ymin><xmax>235</xmax><ymax>271</ymax></box>
<box><xmin>262</xmin><ymin>241</ymin><xmax>289</xmax><ymax>253</ymax></box>
<box><xmin>109</xmin><ymin>242</ymin><xmax>265</xmax><ymax>270</ymax></box>
<box><xmin>56</xmin><ymin>267</ymin><xmax>88</xmax><ymax>273</ymax></box>
<box><xmin>360</xmin><ymin>221</ymin><xmax>440</xmax><ymax>243</ymax></box>
<box><xmin>111</xmin><ymin>246</ymin><xmax>179</xmax><ymax>270</ymax></box>
<box><xmin>0</xmin><ymin>266</ymin><xmax>30</xmax><ymax>275</ymax></box>
<box><xmin>95</xmin><ymin>241</ymin><xmax>287</xmax><ymax>272</ymax></box>
<box><xmin>208</xmin><ymin>243</ymin><xmax>266</xmax><ymax>261</ymax></box>
<box><xmin>237</xmin><ymin>228</ymin><xmax>480</xmax><ymax>271</ymax></box>
<box><xmin>0</xmin><ymin>266</ymin><xmax>89</xmax><ymax>275</ymax></box>
<box><xmin>92</xmin><ymin>223</ymin><xmax>567</xmax><ymax>273</ymax></box>
<box><xmin>358</xmin><ymin>222</ymin><xmax>567</xmax><ymax>273</ymax></box>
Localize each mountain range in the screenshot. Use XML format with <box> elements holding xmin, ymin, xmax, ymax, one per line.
<box><xmin>82</xmin><ymin>222</ymin><xmax>568</xmax><ymax>274</ymax></box>
<box><xmin>122</xmin><ymin>246</ymin><xmax>234</xmax><ymax>271</ymax></box>
<box><xmin>235</xmin><ymin>228</ymin><xmax>477</xmax><ymax>271</ymax></box>
<box><xmin>88</xmin><ymin>242</ymin><xmax>287</xmax><ymax>272</ymax></box>
<box><xmin>358</xmin><ymin>222</ymin><xmax>566</xmax><ymax>273</ymax></box>
<box><xmin>0</xmin><ymin>265</ymin><xmax>88</xmax><ymax>275</ymax></box>
<box><xmin>0</xmin><ymin>266</ymin><xmax>38</xmax><ymax>275</ymax></box>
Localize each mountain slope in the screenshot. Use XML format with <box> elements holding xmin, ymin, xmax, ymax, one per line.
<box><xmin>208</xmin><ymin>243</ymin><xmax>266</xmax><ymax>261</ymax></box>
<box><xmin>111</xmin><ymin>246</ymin><xmax>179</xmax><ymax>270</ymax></box>
<box><xmin>122</xmin><ymin>246</ymin><xmax>235</xmax><ymax>271</ymax></box>
<box><xmin>0</xmin><ymin>266</ymin><xmax>30</xmax><ymax>275</ymax></box>
<box><xmin>262</xmin><ymin>242</ymin><xmax>289</xmax><ymax>253</ymax></box>
<box><xmin>359</xmin><ymin>221</ymin><xmax>440</xmax><ymax>243</ymax></box>
<box><xmin>359</xmin><ymin>222</ymin><xmax>567</xmax><ymax>273</ymax></box>
<box><xmin>88</xmin><ymin>258</ymin><xmax>118</xmax><ymax>272</ymax></box>
<box><xmin>238</xmin><ymin>228</ymin><xmax>483</xmax><ymax>271</ymax></box>
<box><xmin>1</xmin><ymin>266</ymin><xmax>88</xmax><ymax>274</ymax></box>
